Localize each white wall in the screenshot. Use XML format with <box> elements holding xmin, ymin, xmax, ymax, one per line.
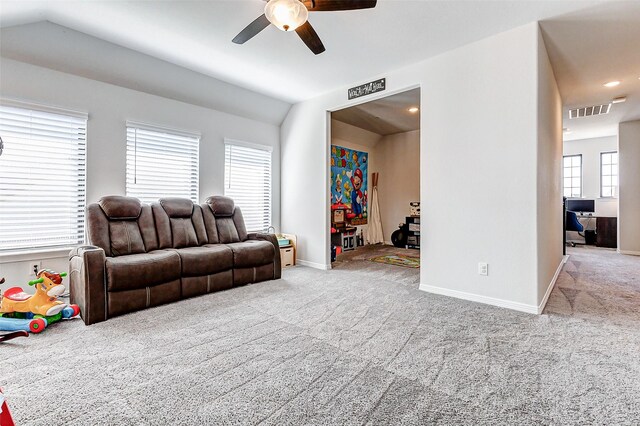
<box><xmin>618</xmin><ymin>120</ymin><xmax>640</xmax><ymax>255</ymax></box>
<box><xmin>0</xmin><ymin>58</ymin><xmax>281</xmax><ymax>285</ymax></box>
<box><xmin>563</xmin><ymin>136</ymin><xmax>618</xmax><ymax>217</ymax></box>
<box><xmin>281</xmin><ymin>22</ymin><xmax>562</xmax><ymax>312</ymax></box>
<box><xmin>331</xmin><ymin>119</ymin><xmax>382</xmax><ymax>149</ymax></box>
<box><xmin>374</xmin><ymin>130</ymin><xmax>420</xmax><ymax>243</ymax></box>
<box><xmin>536</xmin><ymin>30</ymin><xmax>563</xmax><ymax>308</ymax></box>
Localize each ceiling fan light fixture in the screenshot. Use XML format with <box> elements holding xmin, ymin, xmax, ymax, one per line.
<box><xmin>265</xmin><ymin>0</ymin><xmax>309</xmax><ymax>32</ymax></box>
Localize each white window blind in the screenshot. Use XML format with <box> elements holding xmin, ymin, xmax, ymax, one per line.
<box><xmin>126</xmin><ymin>123</ymin><xmax>199</xmax><ymax>204</ymax></box>
<box><xmin>0</xmin><ymin>103</ymin><xmax>87</xmax><ymax>252</ymax></box>
<box><xmin>224</xmin><ymin>142</ymin><xmax>272</xmax><ymax>232</ymax></box>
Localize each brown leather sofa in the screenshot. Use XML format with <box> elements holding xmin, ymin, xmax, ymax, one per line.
<box><xmin>69</xmin><ymin>195</ymin><xmax>281</xmax><ymax>325</ymax></box>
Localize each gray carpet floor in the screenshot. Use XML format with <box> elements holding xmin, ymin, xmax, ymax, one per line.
<box><xmin>2</xmin><ymin>246</ymin><xmax>639</xmax><ymax>425</ymax></box>
<box><xmin>332</xmin><ymin>244</ymin><xmax>420</xmax><ymax>287</ymax></box>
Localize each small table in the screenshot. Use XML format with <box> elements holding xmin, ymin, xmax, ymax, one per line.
<box><xmin>278</xmin><ymin>233</ymin><xmax>297</xmax><ymax>267</ymax></box>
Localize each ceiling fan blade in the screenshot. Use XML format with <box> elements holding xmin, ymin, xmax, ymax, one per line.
<box><xmin>232</xmin><ymin>14</ymin><xmax>271</xmax><ymax>44</ymax></box>
<box><xmin>295</xmin><ymin>21</ymin><xmax>326</xmax><ymax>55</ymax></box>
<box><xmin>302</xmin><ymin>0</ymin><xmax>377</xmax><ymax>12</ymax></box>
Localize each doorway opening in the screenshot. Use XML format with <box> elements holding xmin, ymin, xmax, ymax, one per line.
<box><xmin>328</xmin><ymin>88</ymin><xmax>421</xmax><ymax>285</ymax></box>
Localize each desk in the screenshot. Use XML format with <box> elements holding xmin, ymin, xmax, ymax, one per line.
<box><xmin>596</xmin><ymin>217</ymin><xmax>617</xmax><ymax>248</ymax></box>
<box><xmin>572</xmin><ymin>215</ymin><xmax>617</xmax><ymax>248</ymax></box>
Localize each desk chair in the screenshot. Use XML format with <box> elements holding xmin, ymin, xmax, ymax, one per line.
<box><xmin>566</xmin><ymin>211</ymin><xmax>585</xmax><ymax>247</ymax></box>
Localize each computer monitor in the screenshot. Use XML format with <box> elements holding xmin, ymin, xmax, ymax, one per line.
<box><xmin>566</xmin><ymin>198</ymin><xmax>595</xmax><ymax>214</ymax></box>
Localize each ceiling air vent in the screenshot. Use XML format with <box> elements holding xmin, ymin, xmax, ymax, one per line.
<box><xmin>569</xmin><ymin>104</ymin><xmax>611</xmax><ymax>119</ymax></box>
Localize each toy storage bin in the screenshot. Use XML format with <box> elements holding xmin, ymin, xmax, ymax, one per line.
<box><xmin>280</xmin><ymin>246</ymin><xmax>294</xmax><ymax>267</ymax></box>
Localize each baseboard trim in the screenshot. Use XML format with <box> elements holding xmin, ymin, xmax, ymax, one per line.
<box><xmin>419</xmin><ymin>284</ymin><xmax>539</xmax><ymax>314</ymax></box>
<box><xmin>618</xmin><ymin>249</ymin><xmax>640</xmax><ymax>256</ymax></box>
<box><xmin>296</xmin><ymin>259</ymin><xmax>331</xmax><ymax>270</ymax></box>
<box><xmin>537</xmin><ymin>255</ymin><xmax>569</xmax><ymax>314</ymax></box>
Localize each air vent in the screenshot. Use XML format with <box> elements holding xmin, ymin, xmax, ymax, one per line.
<box><xmin>569</xmin><ymin>104</ymin><xmax>611</xmax><ymax>119</ymax></box>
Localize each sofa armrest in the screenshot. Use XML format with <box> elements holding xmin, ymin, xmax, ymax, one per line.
<box><xmin>68</xmin><ymin>246</ymin><xmax>108</xmax><ymax>325</ymax></box>
<box><xmin>247</xmin><ymin>233</ymin><xmax>282</xmax><ymax>279</ymax></box>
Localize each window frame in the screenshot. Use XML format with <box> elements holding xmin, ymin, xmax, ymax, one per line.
<box><xmin>223</xmin><ymin>138</ymin><xmax>273</xmax><ymax>233</ymax></box>
<box><xmin>0</xmin><ymin>100</ymin><xmax>88</xmax><ymax>253</ymax></box>
<box><xmin>125</xmin><ymin>121</ymin><xmax>200</xmax><ymax>204</ymax></box>
<box><xmin>600</xmin><ymin>150</ymin><xmax>618</xmax><ymax>198</ymax></box>
<box><xmin>562</xmin><ymin>154</ymin><xmax>582</xmax><ymax>198</ymax></box>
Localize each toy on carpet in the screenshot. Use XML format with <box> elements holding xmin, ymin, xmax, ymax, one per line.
<box><xmin>0</xmin><ymin>270</ymin><xmax>80</xmax><ymax>334</ymax></box>
<box><xmin>1</xmin><ymin>387</ymin><xmax>17</xmax><ymax>426</ymax></box>
<box><xmin>0</xmin><ymin>330</ymin><xmax>29</xmax><ymax>343</ymax></box>
<box><xmin>0</xmin><ymin>316</ymin><xmax>46</xmax><ymax>334</ymax></box>
<box><xmin>6</xmin><ymin>305</ymin><xmax>80</xmax><ymax>326</ymax></box>
<box><xmin>1</xmin><ymin>270</ymin><xmax>71</xmax><ymax>316</ymax></box>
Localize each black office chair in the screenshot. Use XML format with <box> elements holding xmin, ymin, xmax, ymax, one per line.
<box><xmin>566</xmin><ymin>211</ymin><xmax>584</xmax><ymax>247</ymax></box>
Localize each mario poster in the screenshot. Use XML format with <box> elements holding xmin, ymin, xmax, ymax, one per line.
<box><xmin>330</xmin><ymin>145</ymin><xmax>368</xmax><ymax>225</ymax></box>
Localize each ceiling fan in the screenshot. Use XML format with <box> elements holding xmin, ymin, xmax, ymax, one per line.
<box><xmin>232</xmin><ymin>0</ymin><xmax>377</xmax><ymax>55</ymax></box>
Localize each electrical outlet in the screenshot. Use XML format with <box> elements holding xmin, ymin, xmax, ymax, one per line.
<box><xmin>478</xmin><ymin>262</ymin><xmax>488</xmax><ymax>276</ymax></box>
<box><xmin>29</xmin><ymin>261</ymin><xmax>41</xmax><ymax>277</ymax></box>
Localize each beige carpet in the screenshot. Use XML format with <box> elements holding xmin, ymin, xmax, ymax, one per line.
<box><xmin>1</xmin><ymin>246</ymin><xmax>639</xmax><ymax>425</ymax></box>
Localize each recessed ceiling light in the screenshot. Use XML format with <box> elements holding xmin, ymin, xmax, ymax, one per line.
<box><xmin>604</xmin><ymin>81</ymin><xmax>620</xmax><ymax>87</ymax></box>
<box><xmin>612</xmin><ymin>96</ymin><xmax>627</xmax><ymax>104</ymax></box>
<box><xmin>408</xmin><ymin>107</ymin><xmax>419</xmax><ymax>113</ymax></box>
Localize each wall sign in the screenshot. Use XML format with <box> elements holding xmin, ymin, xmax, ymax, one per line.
<box><xmin>348</xmin><ymin>78</ymin><xmax>386</xmax><ymax>100</ymax></box>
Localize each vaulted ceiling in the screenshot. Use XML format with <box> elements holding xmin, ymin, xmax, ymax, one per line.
<box><xmin>4</xmin><ymin>0</ymin><xmax>636</xmax><ymax>138</ymax></box>
<box><xmin>0</xmin><ymin>0</ymin><xmax>607</xmax><ymax>104</ymax></box>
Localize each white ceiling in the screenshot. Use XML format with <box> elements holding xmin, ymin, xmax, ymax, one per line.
<box><xmin>332</xmin><ymin>88</ymin><xmax>420</xmax><ymax>136</ymax></box>
<box><xmin>540</xmin><ymin>2</ymin><xmax>640</xmax><ymax>141</ymax></box>
<box><xmin>0</xmin><ymin>0</ymin><xmax>608</xmax><ymax>104</ymax></box>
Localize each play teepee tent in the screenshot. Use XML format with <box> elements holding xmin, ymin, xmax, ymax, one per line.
<box><xmin>367</xmin><ymin>172</ymin><xmax>384</xmax><ymax>244</ymax></box>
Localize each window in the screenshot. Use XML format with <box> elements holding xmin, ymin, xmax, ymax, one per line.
<box><xmin>0</xmin><ymin>103</ymin><xmax>87</xmax><ymax>252</ymax></box>
<box><xmin>126</xmin><ymin>123</ymin><xmax>199</xmax><ymax>204</ymax></box>
<box><xmin>600</xmin><ymin>151</ymin><xmax>618</xmax><ymax>197</ymax></box>
<box><xmin>224</xmin><ymin>141</ymin><xmax>272</xmax><ymax>232</ymax></box>
<box><xmin>563</xmin><ymin>154</ymin><xmax>582</xmax><ymax>198</ymax></box>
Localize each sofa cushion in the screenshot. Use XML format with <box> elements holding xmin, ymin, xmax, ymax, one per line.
<box><xmin>160</xmin><ymin>198</ymin><xmax>193</xmax><ymax>218</ymax></box>
<box><xmin>99</xmin><ymin>196</ymin><xmax>142</xmax><ymax>219</ymax></box>
<box><xmin>226</xmin><ymin>240</ymin><xmax>275</xmax><ymax>268</ymax></box>
<box><xmin>205</xmin><ymin>196</ymin><xmax>235</xmax><ymax>217</ymax></box>
<box><xmin>216</xmin><ymin>217</ymin><xmax>241</xmax><ymax>243</ymax></box>
<box><xmin>154</xmin><ymin>199</ymin><xmax>208</xmax><ymax>249</ymax></box>
<box><xmin>109</xmin><ymin>221</ymin><xmax>146</xmax><ymax>257</ymax></box>
<box><xmin>105</xmin><ymin>250</ymin><xmax>181</xmax><ymax>291</ymax></box>
<box><xmin>175</xmin><ymin>245</ymin><xmax>233</xmax><ymax>277</ymax></box>
<box><xmin>170</xmin><ymin>218</ymin><xmax>198</xmax><ymax>248</ymax></box>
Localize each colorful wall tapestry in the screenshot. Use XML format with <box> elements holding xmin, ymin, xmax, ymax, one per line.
<box><xmin>331</xmin><ymin>145</ymin><xmax>368</xmax><ymax>225</ymax></box>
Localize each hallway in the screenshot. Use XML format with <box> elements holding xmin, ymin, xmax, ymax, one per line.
<box><xmin>545</xmin><ymin>246</ymin><xmax>640</xmax><ymax>326</ymax></box>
